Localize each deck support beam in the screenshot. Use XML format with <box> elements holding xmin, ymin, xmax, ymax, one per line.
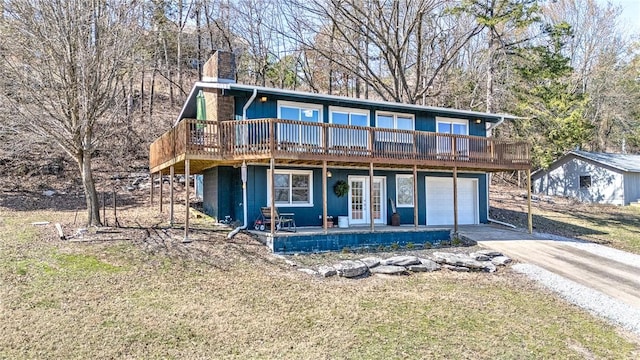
<box><xmin>270</xmin><ymin>158</ymin><xmax>276</xmax><ymax>236</ymax></box>
<box><xmin>150</xmin><ymin>172</ymin><xmax>154</xmax><ymax>207</ymax></box>
<box><xmin>322</xmin><ymin>160</ymin><xmax>328</xmax><ymax>233</ymax></box>
<box><xmin>453</xmin><ymin>166</ymin><xmax>458</xmax><ymax>234</ymax></box>
<box><xmin>528</xmin><ymin>168</ymin><xmax>533</xmax><ymax>234</ymax></box>
<box><xmin>183</xmin><ymin>159</ymin><xmax>191</xmax><ymax>243</ymax></box>
<box><xmin>413</xmin><ymin>165</ymin><xmax>418</xmax><ymax>228</ymax></box>
<box><xmin>369</xmin><ymin>162</ymin><xmax>374</xmax><ymax>232</ymax></box>
<box><xmin>169</xmin><ymin>165</ymin><xmax>175</xmax><ymax>226</ymax></box>
<box><xmin>159</xmin><ymin>170</ymin><xmax>163</xmax><ymax>213</ymax></box>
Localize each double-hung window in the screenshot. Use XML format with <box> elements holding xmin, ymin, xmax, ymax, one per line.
<box><xmin>375</xmin><ymin>112</ymin><xmax>414</xmax><ymax>143</ymax></box>
<box><xmin>277</xmin><ymin>101</ymin><xmax>322</xmax><ymax>147</ymax></box>
<box><xmin>329</xmin><ymin>106</ymin><xmax>369</xmax><ymax>150</ymax></box>
<box><xmin>267</xmin><ymin>169</ymin><xmax>314</xmax><ymax>207</ymax></box>
<box><xmin>436</xmin><ymin>117</ymin><xmax>469</xmax><ymax>156</ymax></box>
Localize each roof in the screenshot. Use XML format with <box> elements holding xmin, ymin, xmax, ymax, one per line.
<box><xmin>175</xmin><ymin>81</ymin><xmax>520</xmax><ymax>125</ymax></box>
<box><xmin>570</xmin><ymin>150</ymin><xmax>640</xmax><ymax>173</ymax></box>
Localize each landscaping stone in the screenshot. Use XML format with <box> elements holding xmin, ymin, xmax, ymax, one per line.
<box><xmin>359</xmin><ymin>257</ymin><xmax>382</xmax><ymax>268</ymax></box>
<box><xmin>432</xmin><ymin>252</ymin><xmax>486</xmax><ymax>270</ymax></box>
<box><xmin>443</xmin><ymin>264</ymin><xmax>470</xmax><ymax>272</ymax></box>
<box><xmin>334</xmin><ymin>260</ymin><xmax>369</xmax><ymax>278</ymax></box>
<box><xmin>481</xmin><ymin>262</ymin><xmax>497</xmax><ymax>273</ymax></box>
<box><xmin>415</xmin><ymin>258</ymin><xmax>441</xmax><ymax>271</ymax></box>
<box><xmin>469</xmin><ymin>252</ymin><xmax>491</xmax><ymax>261</ymax></box>
<box><xmin>408</xmin><ymin>263</ymin><xmax>441</xmax><ymax>272</ymax></box>
<box><xmin>318</xmin><ymin>265</ymin><xmax>337</xmax><ymax>278</ymax></box>
<box><xmin>491</xmin><ymin>256</ymin><xmax>512</xmax><ymax>266</ymax></box>
<box><xmin>370</xmin><ymin>265</ymin><xmax>408</xmax><ymax>275</ymax></box>
<box><xmin>42</xmin><ymin>190</ymin><xmax>56</xmax><ymax>197</ymax></box>
<box><xmin>476</xmin><ymin>249</ymin><xmax>503</xmax><ymax>257</ymax></box>
<box><xmin>381</xmin><ymin>255</ymin><xmax>421</xmax><ymax>266</ymax></box>
<box><xmin>298</xmin><ymin>268</ymin><xmax>318</xmax><ymax>276</ymax></box>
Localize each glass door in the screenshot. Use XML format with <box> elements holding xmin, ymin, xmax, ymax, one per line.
<box><xmin>348</xmin><ymin>176</ymin><xmax>386</xmax><ymax>225</ymax></box>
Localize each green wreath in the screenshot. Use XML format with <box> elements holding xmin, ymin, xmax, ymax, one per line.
<box><xmin>333</xmin><ymin>180</ymin><xmax>349</xmax><ymax>197</ymax></box>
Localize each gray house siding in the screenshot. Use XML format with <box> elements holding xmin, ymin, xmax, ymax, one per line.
<box><xmin>533</xmin><ymin>155</ymin><xmax>625</xmax><ymax>205</ymax></box>
<box><xmin>624</xmin><ymin>172</ymin><xmax>640</xmax><ymax>204</ymax></box>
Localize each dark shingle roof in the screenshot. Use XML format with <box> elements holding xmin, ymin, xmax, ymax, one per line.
<box><xmin>572</xmin><ymin>150</ymin><xmax>640</xmax><ymax>172</ymax></box>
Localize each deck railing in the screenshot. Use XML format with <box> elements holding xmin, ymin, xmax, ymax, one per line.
<box><xmin>149</xmin><ymin>118</ymin><xmax>530</xmax><ymax>171</ymax></box>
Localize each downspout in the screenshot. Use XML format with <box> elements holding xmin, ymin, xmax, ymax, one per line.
<box><xmin>228</xmin><ymin>89</ymin><xmax>258</xmax><ymax>239</ymax></box>
<box><xmin>485</xmin><ymin>116</ymin><xmax>512</xmax><ymax>227</ymax></box>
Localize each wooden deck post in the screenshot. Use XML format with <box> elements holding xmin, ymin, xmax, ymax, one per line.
<box><xmin>169</xmin><ymin>165</ymin><xmax>174</xmax><ymax>226</ymax></box>
<box><xmin>413</xmin><ymin>165</ymin><xmax>418</xmax><ymax>228</ymax></box>
<box><xmin>528</xmin><ymin>168</ymin><xmax>533</xmax><ymax>234</ymax></box>
<box><xmin>322</xmin><ymin>160</ymin><xmax>328</xmax><ymax>233</ymax></box>
<box><xmin>159</xmin><ymin>169</ymin><xmax>163</xmax><ymax>213</ymax></box>
<box><xmin>150</xmin><ymin>172</ymin><xmax>154</xmax><ymax>207</ymax></box>
<box><xmin>453</xmin><ymin>166</ymin><xmax>458</xmax><ymax>234</ymax></box>
<box><xmin>369</xmin><ymin>162</ymin><xmax>374</xmax><ymax>232</ymax></box>
<box><xmin>183</xmin><ymin>159</ymin><xmax>191</xmax><ymax>243</ymax></box>
<box><xmin>270</xmin><ymin>158</ymin><xmax>276</xmax><ymax>236</ymax></box>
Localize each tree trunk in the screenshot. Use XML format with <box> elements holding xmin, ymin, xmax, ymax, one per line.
<box><xmin>77</xmin><ymin>150</ymin><xmax>101</xmax><ymax>226</ymax></box>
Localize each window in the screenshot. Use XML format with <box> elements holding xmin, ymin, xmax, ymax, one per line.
<box><xmin>436</xmin><ymin>117</ymin><xmax>469</xmax><ymax>155</ymax></box>
<box><xmin>375</xmin><ymin>111</ymin><xmax>414</xmax><ymax>143</ymax></box>
<box><xmin>277</xmin><ymin>101</ymin><xmax>323</xmax><ymax>146</ymax></box>
<box><xmin>579</xmin><ymin>175</ymin><xmax>591</xmax><ymax>189</ymax></box>
<box><xmin>329</xmin><ymin>106</ymin><xmax>369</xmax><ymax>149</ymax></box>
<box><xmin>267</xmin><ymin>169</ymin><xmax>314</xmax><ymax>207</ymax></box>
<box><xmin>396</xmin><ymin>175</ymin><xmax>414</xmax><ymax>207</ymax></box>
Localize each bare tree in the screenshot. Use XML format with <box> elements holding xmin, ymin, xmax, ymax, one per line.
<box><xmin>1</xmin><ymin>0</ymin><xmax>140</xmax><ymax>225</ymax></box>
<box><xmin>284</xmin><ymin>0</ymin><xmax>483</xmax><ymax>104</ymax></box>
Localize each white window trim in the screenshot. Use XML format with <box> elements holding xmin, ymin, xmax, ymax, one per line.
<box><xmin>436</xmin><ymin>117</ymin><xmax>469</xmax><ymax>135</ymax></box>
<box><xmin>396</xmin><ymin>174</ymin><xmax>414</xmax><ymax>208</ymax></box>
<box><xmin>267</xmin><ymin>169</ymin><xmax>314</xmax><ymax>207</ymax></box>
<box><xmin>329</xmin><ymin>106</ymin><xmax>370</xmax><ymax>125</ymax></box>
<box><xmin>375</xmin><ymin>111</ymin><xmax>415</xmax><ymax>143</ymax></box>
<box><xmin>277</xmin><ymin>100</ymin><xmax>323</xmax><ymax>121</ymax></box>
<box><xmin>375</xmin><ymin>111</ymin><xmax>415</xmax><ymax>130</ymax></box>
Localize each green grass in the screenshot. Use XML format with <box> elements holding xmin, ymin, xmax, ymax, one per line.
<box><xmin>0</xmin><ymin>209</ymin><xmax>638</xmax><ymax>359</ymax></box>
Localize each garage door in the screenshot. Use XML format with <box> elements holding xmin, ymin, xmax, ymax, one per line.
<box><xmin>425</xmin><ymin>177</ymin><xmax>478</xmax><ymax>225</ymax></box>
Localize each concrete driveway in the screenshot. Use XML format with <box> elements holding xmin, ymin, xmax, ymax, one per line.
<box><xmin>459</xmin><ymin>225</ymin><xmax>640</xmax><ymax>309</ymax></box>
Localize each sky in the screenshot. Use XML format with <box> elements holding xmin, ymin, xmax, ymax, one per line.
<box><xmin>599</xmin><ymin>0</ymin><xmax>640</xmax><ymax>33</ymax></box>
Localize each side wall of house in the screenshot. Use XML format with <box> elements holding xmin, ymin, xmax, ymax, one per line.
<box><xmin>623</xmin><ymin>172</ymin><xmax>640</xmax><ymax>205</ymax></box>
<box><xmin>202</xmin><ymin>166</ymin><xmax>243</xmax><ymax>222</ymax></box>
<box><xmin>532</xmin><ymin>156</ymin><xmax>624</xmax><ymax>205</ymax></box>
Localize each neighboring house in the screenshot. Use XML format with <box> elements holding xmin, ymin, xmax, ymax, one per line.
<box><xmin>532</xmin><ymin>150</ymin><xmax>640</xmax><ymax>206</ymax></box>
<box><xmin>149</xmin><ymin>51</ymin><xmax>531</xmax><ymax>251</ymax></box>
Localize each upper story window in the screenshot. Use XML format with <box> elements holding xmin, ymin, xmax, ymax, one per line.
<box><xmin>277</xmin><ymin>101</ymin><xmax>323</xmax><ymax>146</ymax></box>
<box><xmin>329</xmin><ymin>106</ymin><xmax>369</xmax><ymax>149</ymax></box>
<box><xmin>375</xmin><ymin>111</ymin><xmax>414</xmax><ymax>143</ymax></box>
<box><xmin>436</xmin><ymin>117</ymin><xmax>469</xmax><ymax>155</ymax></box>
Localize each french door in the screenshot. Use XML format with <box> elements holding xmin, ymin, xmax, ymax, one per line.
<box><xmin>348</xmin><ymin>176</ymin><xmax>386</xmax><ymax>225</ymax></box>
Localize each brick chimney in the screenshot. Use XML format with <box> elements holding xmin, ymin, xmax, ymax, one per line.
<box><xmin>202</xmin><ymin>50</ymin><xmax>236</xmax><ymax>83</ymax></box>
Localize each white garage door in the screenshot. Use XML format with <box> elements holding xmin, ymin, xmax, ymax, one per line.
<box><xmin>425</xmin><ymin>177</ymin><xmax>478</xmax><ymax>225</ymax></box>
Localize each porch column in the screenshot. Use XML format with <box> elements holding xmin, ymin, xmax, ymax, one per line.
<box><xmin>159</xmin><ymin>169</ymin><xmax>163</xmax><ymax>213</ymax></box>
<box><xmin>528</xmin><ymin>168</ymin><xmax>533</xmax><ymax>234</ymax></box>
<box><xmin>169</xmin><ymin>165</ymin><xmax>175</xmax><ymax>226</ymax></box>
<box><xmin>150</xmin><ymin>172</ymin><xmax>154</xmax><ymax>207</ymax></box>
<box><xmin>369</xmin><ymin>162</ymin><xmax>374</xmax><ymax>232</ymax></box>
<box><xmin>413</xmin><ymin>165</ymin><xmax>418</xmax><ymax>228</ymax></box>
<box><xmin>322</xmin><ymin>160</ymin><xmax>328</xmax><ymax>233</ymax></box>
<box><xmin>270</xmin><ymin>158</ymin><xmax>276</xmax><ymax>235</ymax></box>
<box><xmin>453</xmin><ymin>166</ymin><xmax>458</xmax><ymax>234</ymax></box>
<box><xmin>183</xmin><ymin>159</ymin><xmax>191</xmax><ymax>243</ymax></box>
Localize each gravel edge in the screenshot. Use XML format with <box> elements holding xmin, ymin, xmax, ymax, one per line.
<box><xmin>512</xmin><ymin>263</ymin><xmax>640</xmax><ymax>337</ymax></box>
<box><xmin>533</xmin><ymin>232</ymin><xmax>640</xmax><ymax>268</ymax></box>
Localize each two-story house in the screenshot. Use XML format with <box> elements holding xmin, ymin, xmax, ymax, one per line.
<box><xmin>149</xmin><ymin>51</ymin><xmax>531</xmax><ymax>253</ymax></box>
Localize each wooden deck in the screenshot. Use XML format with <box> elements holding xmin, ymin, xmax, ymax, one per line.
<box><xmin>149</xmin><ymin>118</ymin><xmax>531</xmax><ymax>174</ymax></box>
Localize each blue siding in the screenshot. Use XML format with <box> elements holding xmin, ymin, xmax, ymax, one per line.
<box><xmin>244</xmin><ymin>165</ymin><xmax>488</xmax><ymax>226</ymax></box>
<box><xmin>233</xmin><ymin>94</ymin><xmax>486</xmax><ymax>137</ymax></box>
